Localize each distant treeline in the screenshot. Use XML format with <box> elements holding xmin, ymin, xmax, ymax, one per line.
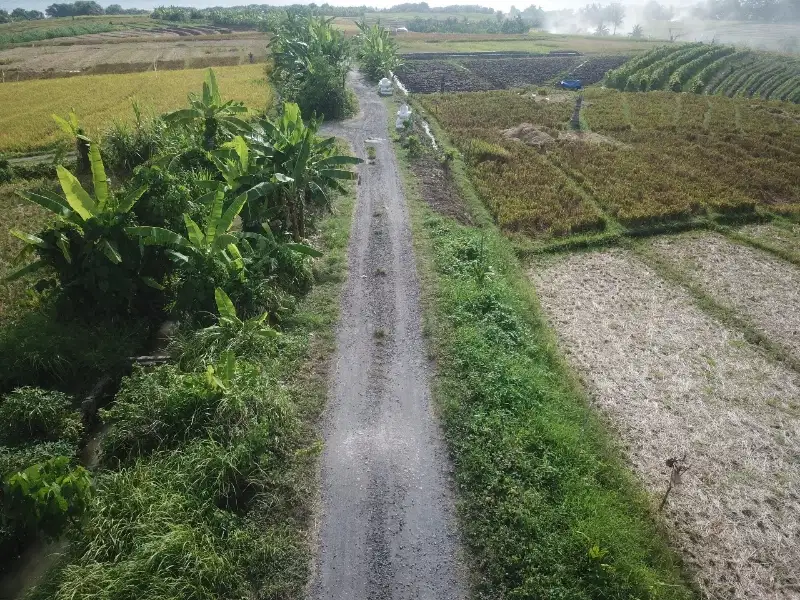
<box><xmin>693</xmin><ymin>0</ymin><xmax>799</xmax><ymax>22</ymax></box>
<box><xmin>407</xmin><ymin>14</ymin><xmax>542</xmax><ymax>33</ymax></box>
<box><xmin>0</xmin><ymin>3</ymin><xmax>150</xmax><ymax>20</ymax></box>
<box><xmin>149</xmin><ymin>3</ymin><xmax>543</xmax><ymax>29</ymax></box>
<box><xmin>0</xmin><ymin>9</ymin><xmax>45</xmax><ymax>23</ymax></box>
<box><xmin>385</xmin><ymin>3</ymin><xmax>496</xmax><ymax>13</ymax></box>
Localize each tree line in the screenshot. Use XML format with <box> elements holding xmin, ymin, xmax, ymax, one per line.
<box><xmin>0</xmin><ymin>3</ymin><xmax>149</xmax><ymax>21</ymax></box>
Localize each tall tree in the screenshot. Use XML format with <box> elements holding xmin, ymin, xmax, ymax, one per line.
<box><xmin>605</xmin><ymin>3</ymin><xmax>625</xmax><ymax>34</ymax></box>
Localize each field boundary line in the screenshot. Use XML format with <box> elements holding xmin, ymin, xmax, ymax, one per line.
<box><xmin>630</xmin><ymin>239</ymin><xmax>800</xmax><ymax>375</ymax></box>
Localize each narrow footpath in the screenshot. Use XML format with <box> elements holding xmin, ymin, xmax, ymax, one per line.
<box><xmin>313</xmin><ymin>74</ymin><xmax>467</xmax><ymax>600</ymax></box>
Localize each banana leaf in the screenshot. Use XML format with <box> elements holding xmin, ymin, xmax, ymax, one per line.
<box><xmin>56</xmin><ymin>166</ymin><xmax>97</xmax><ymax>221</ymax></box>
<box><xmin>88</xmin><ymin>143</ymin><xmax>109</xmax><ymax>211</ymax></box>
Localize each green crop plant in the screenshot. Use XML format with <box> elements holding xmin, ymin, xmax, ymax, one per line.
<box><xmin>2</xmin><ymin>456</ymin><xmax>93</xmax><ymax>541</ymax></box>
<box><xmin>164</xmin><ymin>69</ymin><xmax>251</xmax><ymax>151</ymax></box>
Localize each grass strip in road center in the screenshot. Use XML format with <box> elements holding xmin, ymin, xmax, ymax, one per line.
<box><xmin>397</xmin><ymin>138</ymin><xmax>694</xmax><ymax>599</ymax></box>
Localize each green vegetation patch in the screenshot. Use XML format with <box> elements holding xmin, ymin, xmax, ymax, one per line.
<box><xmin>408</xmin><ymin>189</ymin><xmax>692</xmax><ymax>599</ymax></box>
<box><xmin>606</xmin><ymin>43</ymin><xmax>800</xmax><ymax>102</ymax></box>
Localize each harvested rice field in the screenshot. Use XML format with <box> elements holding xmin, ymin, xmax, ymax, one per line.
<box><xmin>0</xmin><ymin>36</ymin><xmax>267</xmax><ymax>79</ymax></box>
<box><xmin>649</xmin><ymin>233</ymin><xmax>800</xmax><ymax>362</ymax></box>
<box><xmin>531</xmin><ymin>248</ymin><xmax>800</xmax><ymax>600</ymax></box>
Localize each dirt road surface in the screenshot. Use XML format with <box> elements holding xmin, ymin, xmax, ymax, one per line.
<box><xmin>312</xmin><ymin>74</ymin><xmax>467</xmax><ymax>600</ymax></box>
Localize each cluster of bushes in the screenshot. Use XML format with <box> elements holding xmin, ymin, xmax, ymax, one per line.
<box><xmin>267</xmin><ymin>13</ymin><xmax>355</xmax><ymax>120</ymax></box>
<box><xmin>355</xmin><ymin>19</ymin><xmax>402</xmax><ymax>81</ymax></box>
<box><xmin>407</xmin><ymin>14</ymin><xmax>533</xmax><ymax>33</ymax></box>
<box><xmin>0</xmin><ymin>9</ymin><xmax>45</xmax><ymax>22</ymax></box>
<box><xmin>44</xmin><ymin>2</ymin><xmax>103</xmax><ymax>18</ymax></box>
<box><xmin>0</xmin><ymin>68</ymin><xmax>359</xmax><ymax>593</ymax></box>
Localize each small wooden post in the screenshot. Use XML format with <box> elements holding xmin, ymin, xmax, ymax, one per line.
<box><xmin>571</xmin><ymin>95</ymin><xmax>583</xmax><ymax>130</ymax></box>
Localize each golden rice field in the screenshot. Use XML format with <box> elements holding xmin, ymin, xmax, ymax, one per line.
<box><xmin>0</xmin><ymin>64</ymin><xmax>271</xmax><ymax>154</ymax></box>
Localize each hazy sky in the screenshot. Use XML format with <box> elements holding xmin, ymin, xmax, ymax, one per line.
<box><xmin>0</xmin><ymin>0</ymin><xmax>597</xmax><ymax>14</ymax></box>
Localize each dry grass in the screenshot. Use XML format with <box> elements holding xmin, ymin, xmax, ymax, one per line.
<box><xmin>531</xmin><ymin>248</ymin><xmax>800</xmax><ymax>600</ymax></box>
<box><xmin>0</xmin><ymin>64</ymin><xmax>271</xmax><ymax>154</ymax></box>
<box><xmin>650</xmin><ymin>233</ymin><xmax>800</xmax><ymax>362</ymax></box>
<box><xmin>736</xmin><ymin>223</ymin><xmax>800</xmax><ymax>259</ymax></box>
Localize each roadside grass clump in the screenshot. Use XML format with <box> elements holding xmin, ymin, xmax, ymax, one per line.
<box><xmin>101</xmin><ymin>359</ymin><xmax>294</xmax><ymax>465</ymax></box>
<box><xmin>0</xmin><ymin>387</ymin><xmax>82</xmax><ymax>446</ymax></box>
<box><xmin>415</xmin><ymin>212</ymin><xmax>692</xmax><ymax>599</ymax></box>
<box><xmin>52</xmin><ymin>437</ymin><xmax>306</xmax><ymax>600</ymax></box>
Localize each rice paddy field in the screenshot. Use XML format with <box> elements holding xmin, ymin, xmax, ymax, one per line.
<box><xmin>0</xmin><ymin>64</ymin><xmax>271</xmax><ymax>154</ymax></box>
<box><xmin>396</xmin><ymin>38</ymin><xmax>800</xmax><ymax>598</ymax></box>
<box><xmin>418</xmin><ymin>87</ymin><xmax>800</xmax><ymax>238</ymax></box>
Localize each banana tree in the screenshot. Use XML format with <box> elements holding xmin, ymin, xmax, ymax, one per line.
<box><xmin>249</xmin><ymin>102</ymin><xmax>361</xmax><ymax>240</ymax></box>
<box><xmin>7</xmin><ymin>143</ymin><xmax>146</xmax><ymax>283</ymax></box>
<box><xmin>163</xmin><ymin>69</ymin><xmax>250</xmax><ymax>150</ymax></box>
<box><xmin>355</xmin><ymin>20</ymin><xmax>402</xmax><ymax>81</ymax></box>
<box><xmin>126</xmin><ymin>188</ymin><xmax>250</xmax><ymax>316</ymax></box>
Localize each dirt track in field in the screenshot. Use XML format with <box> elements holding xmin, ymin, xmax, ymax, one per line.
<box><xmin>651</xmin><ymin>233</ymin><xmax>800</xmax><ymax>362</ymax></box>
<box><xmin>311</xmin><ymin>73</ymin><xmax>467</xmax><ymax>600</ymax></box>
<box><xmin>532</xmin><ymin>249</ymin><xmax>800</xmax><ymax>600</ymax></box>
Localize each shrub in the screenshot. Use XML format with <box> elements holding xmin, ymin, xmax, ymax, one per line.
<box><xmin>0</xmin><ymin>157</ymin><xmax>12</xmax><ymax>184</ymax></box>
<box><xmin>2</xmin><ymin>456</ymin><xmax>93</xmax><ymax>541</ymax></box>
<box><xmin>8</xmin><ymin>144</ymin><xmax>170</xmax><ymax>319</ymax></box>
<box><xmin>267</xmin><ymin>14</ymin><xmax>353</xmax><ymax>120</ymax></box>
<box><xmin>0</xmin><ymin>388</ymin><xmax>83</xmax><ymax>447</ymax></box>
<box><xmin>101</xmin><ymin>360</ymin><xmax>293</xmax><ymax>465</ymax></box>
<box><xmin>128</xmin><ymin>166</ymin><xmax>205</xmax><ymax>232</ymax></box>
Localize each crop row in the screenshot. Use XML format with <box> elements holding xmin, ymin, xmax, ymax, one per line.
<box><xmin>606</xmin><ymin>43</ymin><xmax>800</xmax><ymax>102</ymax></box>
<box><xmin>420</xmin><ymin>88</ymin><xmax>799</xmax><ymax>237</ymax></box>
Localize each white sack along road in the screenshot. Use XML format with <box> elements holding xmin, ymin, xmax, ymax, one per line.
<box><xmin>312</xmin><ymin>73</ymin><xmax>467</xmax><ymax>600</ymax></box>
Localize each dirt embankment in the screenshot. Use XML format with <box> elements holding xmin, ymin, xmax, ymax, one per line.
<box><xmin>532</xmin><ymin>248</ymin><xmax>800</xmax><ymax>600</ymax></box>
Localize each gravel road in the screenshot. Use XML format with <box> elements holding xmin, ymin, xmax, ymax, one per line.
<box><xmin>312</xmin><ymin>73</ymin><xmax>467</xmax><ymax>600</ymax></box>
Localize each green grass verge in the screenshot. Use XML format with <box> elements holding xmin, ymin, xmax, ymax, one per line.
<box><xmin>21</xmin><ymin>186</ymin><xmax>354</xmax><ymax>600</ymax></box>
<box><xmin>393</xmin><ymin>127</ymin><xmax>694</xmax><ymax>598</ymax></box>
